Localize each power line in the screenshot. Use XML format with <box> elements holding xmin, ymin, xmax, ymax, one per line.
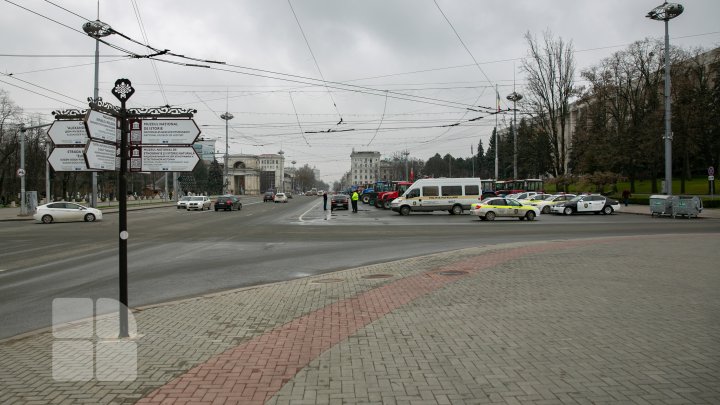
<box><xmin>287</xmin><ymin>0</ymin><xmax>343</xmax><ymax>124</ymax></box>
<box><xmin>130</xmin><ymin>0</ymin><xmax>168</xmax><ymax>104</ymax></box>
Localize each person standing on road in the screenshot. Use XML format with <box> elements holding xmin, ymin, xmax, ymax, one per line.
<box><xmin>351</xmin><ymin>191</ymin><xmax>359</xmax><ymax>213</ymax></box>
<box><xmin>323</xmin><ymin>191</ymin><xmax>328</xmax><ymax>210</ymax></box>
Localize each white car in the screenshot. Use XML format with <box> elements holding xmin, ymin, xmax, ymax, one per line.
<box><xmin>186</xmin><ymin>196</ymin><xmax>211</xmax><ymax>211</ymax></box>
<box><xmin>274</xmin><ymin>192</ymin><xmax>288</xmax><ymax>203</ymax></box>
<box><xmin>33</xmin><ymin>202</ymin><xmax>103</xmax><ymax>224</ymax></box>
<box><xmin>532</xmin><ymin>194</ymin><xmax>576</xmax><ymax>214</ymax></box>
<box><xmin>551</xmin><ymin>194</ymin><xmax>621</xmax><ymax>215</ymax></box>
<box><xmin>177</xmin><ymin>196</ymin><xmax>191</xmax><ymax>209</ymax></box>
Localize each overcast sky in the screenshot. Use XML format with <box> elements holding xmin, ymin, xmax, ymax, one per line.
<box><xmin>2</xmin><ymin>0</ymin><xmax>719</xmax><ymax>183</ymax></box>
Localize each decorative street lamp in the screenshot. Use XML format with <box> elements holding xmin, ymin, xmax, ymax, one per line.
<box><xmin>278</xmin><ymin>150</ymin><xmax>285</xmax><ymax>192</ymax></box>
<box><xmin>291</xmin><ymin>160</ymin><xmax>296</xmax><ymax>192</ymax></box>
<box><xmin>646</xmin><ymin>2</ymin><xmax>684</xmax><ymax>195</ymax></box>
<box><xmin>506</xmin><ymin>91</ymin><xmax>523</xmax><ymax>180</ymax></box>
<box><xmin>83</xmin><ymin>19</ymin><xmax>113</xmax><ymax>208</ymax></box>
<box><xmin>220</xmin><ymin>112</ymin><xmax>234</xmax><ymax>194</ymax></box>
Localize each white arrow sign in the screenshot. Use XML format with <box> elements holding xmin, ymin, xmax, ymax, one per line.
<box><xmin>129</xmin><ymin>118</ymin><xmax>200</xmax><ymax>145</ymax></box>
<box><xmin>85</xmin><ymin>110</ymin><xmax>119</xmax><ymax>143</ymax></box>
<box><xmin>48</xmin><ymin>120</ymin><xmax>89</xmax><ymax>145</ymax></box>
<box><xmin>85</xmin><ymin>140</ymin><xmax>118</xmax><ymax>170</ymax></box>
<box><xmin>131</xmin><ymin>146</ymin><xmax>200</xmax><ymax>172</ymax></box>
<box><xmin>48</xmin><ymin>147</ymin><xmax>90</xmax><ymax>171</ymax></box>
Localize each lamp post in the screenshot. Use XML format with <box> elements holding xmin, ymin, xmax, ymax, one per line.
<box><xmin>647</xmin><ymin>2</ymin><xmax>683</xmax><ymax>195</ymax></box>
<box><xmin>506</xmin><ymin>91</ymin><xmax>523</xmax><ymax>180</ymax></box>
<box><xmin>220</xmin><ymin>112</ymin><xmax>233</xmax><ymax>194</ymax></box>
<box><xmin>278</xmin><ymin>150</ymin><xmax>285</xmax><ymax>192</ymax></box>
<box><xmin>291</xmin><ymin>160</ymin><xmax>296</xmax><ymax>193</ymax></box>
<box><xmin>83</xmin><ymin>19</ymin><xmax>113</xmax><ymax>208</ymax></box>
<box><xmin>402</xmin><ymin>150</ymin><xmax>409</xmax><ymax>181</ymax></box>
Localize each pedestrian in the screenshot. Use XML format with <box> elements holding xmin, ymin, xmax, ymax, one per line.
<box><xmin>622</xmin><ymin>189</ymin><xmax>631</xmax><ymax>207</ymax></box>
<box><xmin>323</xmin><ymin>191</ymin><xmax>328</xmax><ymax>210</ymax></box>
<box><xmin>351</xmin><ymin>190</ymin><xmax>359</xmax><ymax>213</ymax></box>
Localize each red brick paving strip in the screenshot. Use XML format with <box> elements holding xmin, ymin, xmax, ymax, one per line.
<box><xmin>137</xmin><ymin>241</ymin><xmax>589</xmax><ymax>405</ymax></box>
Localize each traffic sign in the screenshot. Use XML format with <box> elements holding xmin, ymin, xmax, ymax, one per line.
<box><xmin>129</xmin><ymin>118</ymin><xmax>200</xmax><ymax>145</ymax></box>
<box><xmin>129</xmin><ymin>146</ymin><xmax>199</xmax><ymax>172</ymax></box>
<box><xmin>85</xmin><ymin>110</ymin><xmax>119</xmax><ymax>143</ymax></box>
<box><xmin>709</xmin><ymin>166</ymin><xmax>715</xmax><ymax>176</ymax></box>
<box><xmin>16</xmin><ymin>168</ymin><xmax>25</xmax><ymax>177</ymax></box>
<box><xmin>48</xmin><ymin>120</ymin><xmax>89</xmax><ymax>145</ymax></box>
<box><xmin>48</xmin><ymin>147</ymin><xmax>91</xmax><ymax>171</ymax></box>
<box><xmin>85</xmin><ymin>140</ymin><xmax>118</xmax><ymax>170</ymax></box>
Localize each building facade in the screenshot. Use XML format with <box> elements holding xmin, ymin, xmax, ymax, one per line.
<box><xmin>350</xmin><ymin>150</ymin><xmax>381</xmax><ymax>185</ymax></box>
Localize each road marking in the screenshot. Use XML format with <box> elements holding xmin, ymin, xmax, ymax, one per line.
<box><xmin>298</xmin><ymin>201</ymin><xmax>322</xmax><ymax>222</ymax></box>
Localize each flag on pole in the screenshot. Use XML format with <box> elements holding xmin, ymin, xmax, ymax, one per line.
<box><xmin>410</xmin><ymin>167</ymin><xmax>414</xmax><ymax>182</ymax></box>
<box><xmin>471</xmin><ymin>144</ymin><xmax>474</xmax><ymax>155</ymax></box>
<box><xmin>496</xmin><ymin>85</ymin><xmax>501</xmax><ymax>112</ymax></box>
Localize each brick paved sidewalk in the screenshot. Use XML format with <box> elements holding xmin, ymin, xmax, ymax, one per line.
<box><xmin>2</xmin><ymin>235</ymin><xmax>719</xmax><ymax>404</ymax></box>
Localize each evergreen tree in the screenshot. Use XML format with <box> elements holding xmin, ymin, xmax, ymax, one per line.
<box><xmin>207</xmin><ymin>159</ymin><xmax>223</xmax><ymax>195</ymax></box>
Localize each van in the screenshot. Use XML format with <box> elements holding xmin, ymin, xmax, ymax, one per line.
<box><xmin>390</xmin><ymin>178</ymin><xmax>495</xmax><ymax>216</ymax></box>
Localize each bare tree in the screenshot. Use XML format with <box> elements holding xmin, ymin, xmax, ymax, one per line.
<box><xmin>522</xmin><ymin>30</ymin><xmax>575</xmax><ymax>177</ymax></box>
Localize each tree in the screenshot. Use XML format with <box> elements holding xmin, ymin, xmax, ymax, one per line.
<box><xmin>207</xmin><ymin>159</ymin><xmax>223</xmax><ymax>195</ymax></box>
<box><xmin>295</xmin><ymin>164</ymin><xmax>317</xmax><ymax>191</ymax></box>
<box><xmin>522</xmin><ymin>30</ymin><xmax>576</xmax><ymax>177</ymax></box>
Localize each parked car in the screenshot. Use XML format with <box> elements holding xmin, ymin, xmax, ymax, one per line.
<box><xmin>274</xmin><ymin>192</ymin><xmax>288</xmax><ymax>203</ymax></box>
<box><xmin>469</xmin><ymin>197</ymin><xmax>540</xmax><ymax>221</ymax></box>
<box><xmin>177</xmin><ymin>196</ymin><xmax>191</xmax><ymax>209</ymax></box>
<box><xmin>33</xmin><ymin>202</ymin><xmax>103</xmax><ymax>224</ymax></box>
<box><xmin>214</xmin><ymin>195</ymin><xmax>242</xmax><ymax>211</ymax></box>
<box><xmin>186</xmin><ymin>196</ymin><xmax>211</xmax><ymax>211</ymax></box>
<box><xmin>551</xmin><ymin>194</ymin><xmax>620</xmax><ymax>215</ymax></box>
<box><xmin>305</xmin><ymin>191</ymin><xmax>313</xmax><ymax>196</ymax></box>
<box><xmin>330</xmin><ymin>194</ymin><xmax>349</xmax><ymax>211</ymax></box>
<box><xmin>531</xmin><ymin>194</ymin><xmax>576</xmax><ymax>214</ymax></box>
<box><xmin>263</xmin><ymin>191</ymin><xmax>275</xmax><ymax>202</ymax></box>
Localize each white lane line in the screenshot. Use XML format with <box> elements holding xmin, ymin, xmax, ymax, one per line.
<box><xmin>298</xmin><ymin>201</ymin><xmax>323</xmax><ymax>222</ymax></box>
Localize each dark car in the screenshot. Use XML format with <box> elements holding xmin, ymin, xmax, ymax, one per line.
<box><xmin>330</xmin><ymin>194</ymin><xmax>349</xmax><ymax>211</ymax></box>
<box><xmin>214</xmin><ymin>195</ymin><xmax>242</xmax><ymax>211</ymax></box>
<box><xmin>263</xmin><ymin>191</ymin><xmax>275</xmax><ymax>202</ymax></box>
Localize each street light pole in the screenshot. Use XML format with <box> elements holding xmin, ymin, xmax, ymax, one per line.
<box><xmin>278</xmin><ymin>150</ymin><xmax>285</xmax><ymax>192</ymax></box>
<box><xmin>402</xmin><ymin>150</ymin><xmax>409</xmax><ymax>181</ymax></box>
<box><xmin>507</xmin><ymin>91</ymin><xmax>523</xmax><ymax>180</ymax></box>
<box><xmin>220</xmin><ymin>112</ymin><xmax>233</xmax><ymax>194</ymax></box>
<box><xmin>83</xmin><ymin>18</ymin><xmax>113</xmax><ymax>207</ymax></box>
<box><xmin>647</xmin><ymin>2</ymin><xmax>684</xmax><ymax>195</ymax></box>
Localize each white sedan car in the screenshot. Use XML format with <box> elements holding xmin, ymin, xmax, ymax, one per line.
<box><xmin>177</xmin><ymin>196</ymin><xmax>191</xmax><ymax>209</ymax></box>
<box><xmin>186</xmin><ymin>196</ymin><xmax>211</xmax><ymax>211</ymax></box>
<box><xmin>33</xmin><ymin>202</ymin><xmax>103</xmax><ymax>224</ymax></box>
<box><xmin>274</xmin><ymin>192</ymin><xmax>288</xmax><ymax>203</ymax></box>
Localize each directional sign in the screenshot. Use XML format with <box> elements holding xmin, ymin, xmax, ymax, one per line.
<box><xmin>85</xmin><ymin>110</ymin><xmax>119</xmax><ymax>143</ymax></box>
<box><xmin>48</xmin><ymin>147</ymin><xmax>91</xmax><ymax>171</ymax></box>
<box><xmin>130</xmin><ymin>146</ymin><xmax>199</xmax><ymax>172</ymax></box>
<box><xmin>84</xmin><ymin>140</ymin><xmax>118</xmax><ymax>170</ymax></box>
<box><xmin>129</xmin><ymin>118</ymin><xmax>200</xmax><ymax>145</ymax></box>
<box><xmin>48</xmin><ymin>120</ymin><xmax>89</xmax><ymax>145</ymax></box>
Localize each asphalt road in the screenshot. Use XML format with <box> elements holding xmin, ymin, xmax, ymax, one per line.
<box><xmin>0</xmin><ymin>196</ymin><xmax>716</xmax><ymax>339</ymax></box>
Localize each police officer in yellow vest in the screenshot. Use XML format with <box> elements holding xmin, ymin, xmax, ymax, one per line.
<box><xmin>351</xmin><ymin>190</ymin><xmax>359</xmax><ymax>213</ymax></box>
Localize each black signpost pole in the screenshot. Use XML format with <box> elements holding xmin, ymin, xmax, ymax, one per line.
<box><xmin>112</xmin><ymin>79</ymin><xmax>134</xmax><ymax>338</ymax></box>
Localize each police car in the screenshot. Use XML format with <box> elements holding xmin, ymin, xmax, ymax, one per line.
<box><xmin>470</xmin><ymin>197</ymin><xmax>540</xmax><ymax>221</ymax></box>
<box><xmin>550</xmin><ymin>194</ymin><xmax>621</xmax><ymax>215</ymax></box>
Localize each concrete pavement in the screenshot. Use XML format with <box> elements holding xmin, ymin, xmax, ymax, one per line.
<box><xmin>1</xmin><ymin>234</ymin><xmax>719</xmax><ymax>404</ymax></box>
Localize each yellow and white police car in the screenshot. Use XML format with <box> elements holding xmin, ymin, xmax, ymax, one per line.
<box><xmin>470</xmin><ymin>197</ymin><xmax>541</xmax><ymax>221</ymax></box>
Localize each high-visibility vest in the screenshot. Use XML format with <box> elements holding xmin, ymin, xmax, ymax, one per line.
<box><xmin>351</xmin><ymin>192</ymin><xmax>359</xmax><ymax>201</ymax></box>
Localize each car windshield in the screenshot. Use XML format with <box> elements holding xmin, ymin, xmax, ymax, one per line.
<box><xmin>191</xmin><ymin>196</ymin><xmax>204</xmax><ymax>201</ymax></box>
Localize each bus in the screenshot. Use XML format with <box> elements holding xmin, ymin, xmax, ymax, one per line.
<box><xmin>495</xmin><ymin>179</ymin><xmax>544</xmax><ymax>195</ymax></box>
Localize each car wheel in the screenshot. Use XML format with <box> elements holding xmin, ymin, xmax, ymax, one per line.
<box><xmin>362</xmin><ymin>195</ymin><xmax>370</xmax><ymax>204</ymax></box>
<box><xmin>384</xmin><ymin>200</ymin><xmax>391</xmax><ymax>210</ymax></box>
<box><xmin>400</xmin><ymin>205</ymin><xmax>411</xmax><ymax>216</ymax></box>
<box><xmin>485</xmin><ymin>211</ymin><xmax>496</xmax><ymax>221</ymax></box>
<box><xmin>525</xmin><ymin>211</ymin><xmax>536</xmax><ymax>221</ymax></box>
<box><xmin>563</xmin><ymin>207</ymin><xmax>573</xmax><ymax>215</ymax></box>
<box><xmin>542</xmin><ymin>206</ymin><xmax>550</xmax><ymax>214</ymax></box>
<box><xmin>603</xmin><ymin>206</ymin><xmax>613</xmax><ymax>215</ymax></box>
<box><xmin>42</xmin><ymin>214</ymin><xmax>53</xmax><ymax>224</ymax></box>
<box><xmin>451</xmin><ymin>205</ymin><xmax>463</xmax><ymax>215</ymax></box>
<box><xmin>84</xmin><ymin>213</ymin><xmax>96</xmax><ymax>222</ymax></box>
